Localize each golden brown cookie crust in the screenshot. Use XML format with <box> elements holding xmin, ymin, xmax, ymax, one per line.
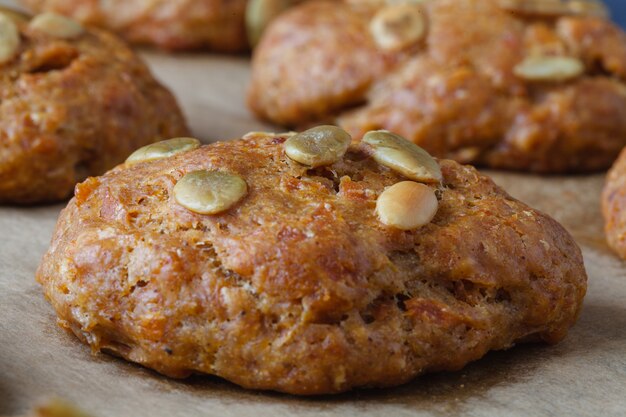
<box><xmin>37</xmin><ymin>132</ymin><xmax>587</xmax><ymax>395</ymax></box>
<box><xmin>0</xmin><ymin>12</ymin><xmax>189</xmax><ymax>204</ymax></box>
<box><xmin>248</xmin><ymin>0</ymin><xmax>626</xmax><ymax>173</ymax></box>
<box><xmin>20</xmin><ymin>0</ymin><xmax>249</xmax><ymax>51</ymax></box>
<box><xmin>603</xmin><ymin>148</ymin><xmax>626</xmax><ymax>259</ymax></box>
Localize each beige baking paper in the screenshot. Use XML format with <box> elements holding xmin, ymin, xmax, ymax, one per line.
<box><xmin>1</xmin><ymin>1</ymin><xmax>625</xmax><ymax>416</ymax></box>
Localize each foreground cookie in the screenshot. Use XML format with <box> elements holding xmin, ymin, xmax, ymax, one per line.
<box><xmin>603</xmin><ymin>148</ymin><xmax>626</xmax><ymax>259</ymax></box>
<box><xmin>37</xmin><ymin>128</ymin><xmax>587</xmax><ymax>395</ymax></box>
<box><xmin>20</xmin><ymin>0</ymin><xmax>302</xmax><ymax>51</ymax></box>
<box><xmin>248</xmin><ymin>0</ymin><xmax>626</xmax><ymax>173</ymax></box>
<box><xmin>0</xmin><ymin>9</ymin><xmax>188</xmax><ymax>203</ymax></box>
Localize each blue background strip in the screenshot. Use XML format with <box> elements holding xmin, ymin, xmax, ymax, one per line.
<box><xmin>605</xmin><ymin>0</ymin><xmax>626</xmax><ymax>27</ymax></box>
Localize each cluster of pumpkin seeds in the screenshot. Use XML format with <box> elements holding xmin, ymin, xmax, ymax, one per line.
<box><xmin>366</xmin><ymin>0</ymin><xmax>596</xmax><ymax>83</ymax></box>
<box><xmin>126</xmin><ymin>137</ymin><xmax>248</xmax><ymax>215</ymax></box>
<box><xmin>284</xmin><ymin>126</ymin><xmax>441</xmax><ymax>230</ymax></box>
<box><xmin>136</xmin><ymin>128</ymin><xmax>441</xmax><ymax>227</ymax></box>
<box><xmin>0</xmin><ymin>9</ymin><xmax>84</xmax><ymax>65</ymax></box>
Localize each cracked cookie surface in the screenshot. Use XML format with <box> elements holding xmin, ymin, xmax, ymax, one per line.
<box><xmin>37</xmin><ymin>131</ymin><xmax>586</xmax><ymax>394</ymax></box>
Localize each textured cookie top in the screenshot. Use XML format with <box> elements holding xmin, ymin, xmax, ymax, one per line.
<box><xmin>0</xmin><ymin>9</ymin><xmax>188</xmax><ymax>203</ymax></box>
<box><xmin>37</xmin><ymin>130</ymin><xmax>587</xmax><ymax>394</ymax></box>
<box><xmin>248</xmin><ymin>0</ymin><xmax>626</xmax><ymax>173</ymax></box>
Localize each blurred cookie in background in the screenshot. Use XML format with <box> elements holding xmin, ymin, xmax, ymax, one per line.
<box><xmin>248</xmin><ymin>0</ymin><xmax>626</xmax><ymax>173</ymax></box>
<box><xmin>603</xmin><ymin>148</ymin><xmax>626</xmax><ymax>259</ymax></box>
<box><xmin>20</xmin><ymin>0</ymin><xmax>309</xmax><ymax>51</ymax></box>
<box><xmin>0</xmin><ymin>8</ymin><xmax>189</xmax><ymax>204</ymax></box>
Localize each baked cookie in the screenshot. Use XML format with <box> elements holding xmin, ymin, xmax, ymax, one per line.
<box><xmin>248</xmin><ymin>0</ymin><xmax>626</xmax><ymax>173</ymax></box>
<box><xmin>19</xmin><ymin>0</ymin><xmax>300</xmax><ymax>51</ymax></box>
<box><xmin>0</xmin><ymin>9</ymin><xmax>188</xmax><ymax>204</ymax></box>
<box><xmin>603</xmin><ymin>148</ymin><xmax>626</xmax><ymax>259</ymax></box>
<box><xmin>37</xmin><ymin>127</ymin><xmax>587</xmax><ymax>395</ymax></box>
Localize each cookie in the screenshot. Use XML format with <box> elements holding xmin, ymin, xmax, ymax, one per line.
<box><xmin>603</xmin><ymin>148</ymin><xmax>626</xmax><ymax>259</ymax></box>
<box><xmin>19</xmin><ymin>0</ymin><xmax>308</xmax><ymax>51</ymax></box>
<box><xmin>37</xmin><ymin>127</ymin><xmax>587</xmax><ymax>395</ymax></box>
<box><xmin>21</xmin><ymin>0</ymin><xmax>250</xmax><ymax>51</ymax></box>
<box><xmin>248</xmin><ymin>0</ymin><xmax>626</xmax><ymax>173</ymax></box>
<box><xmin>0</xmin><ymin>9</ymin><xmax>188</xmax><ymax>204</ymax></box>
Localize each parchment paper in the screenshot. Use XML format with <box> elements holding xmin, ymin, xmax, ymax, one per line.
<box><xmin>1</xmin><ymin>1</ymin><xmax>625</xmax><ymax>415</ymax></box>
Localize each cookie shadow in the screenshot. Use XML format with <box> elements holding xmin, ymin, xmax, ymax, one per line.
<box><xmin>0</xmin><ymin>376</ymin><xmax>15</xmax><ymax>414</ymax></box>
<box><xmin>568</xmin><ymin>303</ymin><xmax>626</xmax><ymax>349</ymax></box>
<box><xmin>166</xmin><ymin>342</ymin><xmax>549</xmax><ymax>417</ymax></box>
<box><xmin>173</xmin><ymin>304</ymin><xmax>626</xmax><ymax>413</ymax></box>
<box><xmin>58</xmin><ymin>303</ymin><xmax>623</xmax><ymax>417</ymax></box>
